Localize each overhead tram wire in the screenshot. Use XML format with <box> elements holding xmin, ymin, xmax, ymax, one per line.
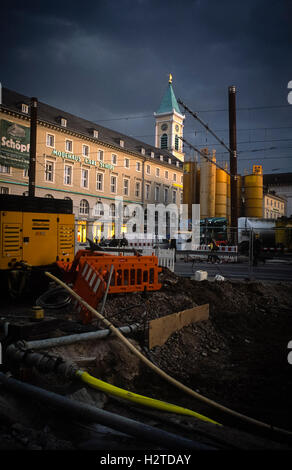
<box><xmin>177</xmin><ymin>98</ymin><xmax>232</xmax><ymax>155</ymax></box>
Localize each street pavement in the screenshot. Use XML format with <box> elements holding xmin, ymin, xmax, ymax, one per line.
<box><xmin>174</xmin><ymin>255</ymin><xmax>292</xmax><ymax>282</ymax></box>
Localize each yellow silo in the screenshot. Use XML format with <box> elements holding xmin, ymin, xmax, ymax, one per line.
<box><xmin>200</xmin><ymin>149</ymin><xmax>216</xmax><ymax>218</ymax></box>
<box><xmin>215</xmin><ymin>167</ymin><xmax>227</xmax><ymax>218</ymax></box>
<box><xmin>244</xmin><ymin>173</ymin><xmax>263</xmax><ymax>218</ymax></box>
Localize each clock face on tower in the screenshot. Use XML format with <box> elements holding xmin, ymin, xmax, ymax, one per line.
<box><xmin>161</xmin><ymin>124</ymin><xmax>168</xmax><ymax>131</ymax></box>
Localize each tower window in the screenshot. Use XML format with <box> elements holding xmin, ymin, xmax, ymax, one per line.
<box><xmin>161</xmin><ymin>134</ymin><xmax>168</xmax><ymax>149</ymax></box>
<box><xmin>175</xmin><ymin>135</ymin><xmax>179</xmax><ymax>151</ymax></box>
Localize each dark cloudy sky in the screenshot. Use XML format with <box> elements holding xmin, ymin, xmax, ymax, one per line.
<box><xmin>1</xmin><ymin>0</ymin><xmax>292</xmax><ymax>174</ymax></box>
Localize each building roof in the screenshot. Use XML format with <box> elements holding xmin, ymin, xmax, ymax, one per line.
<box><xmin>263</xmin><ymin>173</ymin><xmax>292</xmax><ymax>186</ymax></box>
<box><xmin>156</xmin><ymin>83</ymin><xmax>182</xmax><ymax>115</ymax></box>
<box><xmin>1</xmin><ymin>87</ymin><xmax>183</xmax><ymax>170</ymax></box>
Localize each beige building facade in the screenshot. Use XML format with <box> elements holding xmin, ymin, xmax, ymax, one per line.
<box><xmin>0</xmin><ymin>85</ymin><xmax>184</xmax><ymax>243</ymax></box>
<box><xmin>263</xmin><ymin>191</ymin><xmax>286</xmax><ymax>219</ymax></box>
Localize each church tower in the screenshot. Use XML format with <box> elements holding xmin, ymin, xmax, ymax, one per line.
<box><xmin>154</xmin><ymin>74</ymin><xmax>185</xmax><ymax>162</ymax></box>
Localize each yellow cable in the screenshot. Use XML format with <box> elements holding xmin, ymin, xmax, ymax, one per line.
<box><xmin>76</xmin><ymin>370</ymin><xmax>221</xmax><ymax>426</ymax></box>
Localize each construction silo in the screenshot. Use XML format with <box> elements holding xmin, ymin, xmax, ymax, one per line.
<box><xmin>200</xmin><ymin>149</ymin><xmax>216</xmax><ymax>219</ymax></box>
<box><xmin>215</xmin><ymin>167</ymin><xmax>227</xmax><ymax>218</ymax></box>
<box><xmin>244</xmin><ymin>173</ymin><xmax>263</xmax><ymax>218</ymax></box>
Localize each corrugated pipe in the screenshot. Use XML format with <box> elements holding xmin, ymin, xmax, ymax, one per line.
<box><xmin>25</xmin><ymin>323</ymin><xmax>140</xmax><ymax>350</ymax></box>
<box><xmin>0</xmin><ymin>372</ymin><xmax>213</xmax><ymax>450</ymax></box>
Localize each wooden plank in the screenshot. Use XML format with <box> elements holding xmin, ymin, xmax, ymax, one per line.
<box><xmin>148</xmin><ymin>304</ymin><xmax>209</xmax><ymax>349</ymax></box>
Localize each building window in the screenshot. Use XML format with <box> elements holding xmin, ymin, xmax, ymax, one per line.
<box><xmin>81</xmin><ymin>168</ymin><xmax>89</xmax><ymax>188</ymax></box>
<box><xmin>82</xmin><ymin>145</ymin><xmax>89</xmax><ymax>157</ymax></box>
<box><xmin>175</xmin><ymin>134</ymin><xmax>179</xmax><ymax>151</ymax></box>
<box><xmin>96</xmin><ymin>173</ymin><xmax>103</xmax><ymax>191</ymax></box>
<box><xmin>0</xmin><ymin>164</ymin><xmax>11</xmax><ymax>174</ymax></box>
<box><xmin>146</xmin><ymin>164</ymin><xmax>151</xmax><ymax>175</ymax></box>
<box><xmin>155</xmin><ymin>186</ymin><xmax>160</xmax><ymax>201</ymax></box>
<box><xmin>94</xmin><ymin>201</ymin><xmax>104</xmax><ymax>216</ymax></box>
<box><xmin>156</xmin><ymin>168</ymin><xmax>160</xmax><ymax>177</ymax></box>
<box><xmin>135</xmin><ymin>181</ymin><xmax>141</xmax><ymax>198</ymax></box>
<box><xmin>23</xmin><ymin>168</ymin><xmax>29</xmax><ymax>178</ymax></box>
<box><xmin>111</xmin><ymin>175</ymin><xmax>117</xmax><ymax>193</ymax></box>
<box><xmin>61</xmin><ymin>118</ymin><xmax>67</xmax><ymax>127</ymax></box>
<box><xmin>98</xmin><ymin>150</ymin><xmax>104</xmax><ymax>161</ymax></box>
<box><xmin>150</xmin><ymin>151</ymin><xmax>155</xmax><ymax>158</ymax></box>
<box><xmin>173</xmin><ymin>173</ymin><xmax>177</xmax><ymax>182</ymax></box>
<box><xmin>136</xmin><ymin>161</ymin><xmax>141</xmax><ymax>172</ymax></box>
<box><xmin>23</xmin><ymin>191</ymin><xmax>28</xmax><ymax>196</ymax></box>
<box><xmin>0</xmin><ymin>186</ymin><xmax>9</xmax><ymax>194</ymax></box>
<box><xmin>45</xmin><ymin>161</ymin><xmax>54</xmax><ymax>182</ymax></box>
<box><xmin>120</xmin><ymin>140</ymin><xmax>124</xmax><ymax>147</ymax></box>
<box><xmin>165</xmin><ymin>170</ymin><xmax>168</xmax><ymax>179</ymax></box>
<box><xmin>161</xmin><ymin>134</ymin><xmax>168</xmax><ymax>149</ymax></box>
<box><xmin>112</xmin><ymin>154</ymin><xmax>117</xmax><ymax>165</ymax></box>
<box><xmin>110</xmin><ymin>203</ymin><xmax>116</xmax><ymax>218</ymax></box>
<box><xmin>93</xmin><ymin>130</ymin><xmax>99</xmax><ymax>139</ymax></box>
<box><xmin>145</xmin><ymin>183</ymin><xmax>150</xmax><ymax>200</ymax></box>
<box><xmin>22</xmin><ymin>103</ymin><xmax>29</xmax><ymax>114</ymax></box>
<box><xmin>65</xmin><ymin>139</ymin><xmax>73</xmax><ymax>152</ymax></box>
<box><xmin>164</xmin><ymin>188</ymin><xmax>168</xmax><ymax>203</ymax></box>
<box><xmin>123</xmin><ymin>178</ymin><xmax>129</xmax><ymax>196</ymax></box>
<box><xmin>124</xmin><ymin>158</ymin><xmax>130</xmax><ymax>168</ymax></box>
<box><xmin>64</xmin><ymin>165</ymin><xmax>72</xmax><ymax>185</ymax></box>
<box><xmin>80</xmin><ymin>199</ymin><xmax>89</xmax><ymax>215</ymax></box>
<box><xmin>172</xmin><ymin>190</ymin><xmax>176</xmax><ymax>204</ymax></box>
<box><xmin>46</xmin><ymin>133</ymin><xmax>55</xmax><ymax>148</ymax></box>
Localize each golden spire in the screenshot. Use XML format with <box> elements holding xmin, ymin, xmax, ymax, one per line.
<box><xmin>169</xmin><ymin>73</ymin><xmax>173</xmax><ymax>84</ymax></box>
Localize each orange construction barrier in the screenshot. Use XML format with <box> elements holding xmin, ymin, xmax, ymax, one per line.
<box><xmin>57</xmin><ymin>251</ymin><xmax>162</xmax><ymax>324</ymax></box>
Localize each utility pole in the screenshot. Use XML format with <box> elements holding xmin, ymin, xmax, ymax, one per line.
<box><xmin>28</xmin><ymin>97</ymin><xmax>38</xmax><ymax>197</ymax></box>
<box><xmin>228</xmin><ymin>86</ymin><xmax>238</xmax><ymax>244</ymax></box>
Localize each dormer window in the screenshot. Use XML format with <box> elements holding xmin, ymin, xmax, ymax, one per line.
<box><xmin>160</xmin><ymin>155</ymin><xmax>164</xmax><ymax>161</ymax></box>
<box><xmin>60</xmin><ymin>117</ymin><xmax>67</xmax><ymax>127</ymax></box>
<box><xmin>168</xmin><ymin>158</ymin><xmax>172</xmax><ymax>164</ymax></box>
<box><xmin>176</xmin><ymin>161</ymin><xmax>179</xmax><ymax>167</ymax></box>
<box><xmin>93</xmin><ymin>130</ymin><xmax>99</xmax><ymax>139</ymax></box>
<box><xmin>141</xmin><ymin>147</ymin><xmax>145</xmax><ymax>155</ymax></box>
<box><xmin>21</xmin><ymin>103</ymin><xmax>29</xmax><ymax>114</ymax></box>
<box><xmin>120</xmin><ymin>140</ymin><xmax>124</xmax><ymax>147</ymax></box>
<box><xmin>150</xmin><ymin>152</ymin><xmax>154</xmax><ymax>159</ymax></box>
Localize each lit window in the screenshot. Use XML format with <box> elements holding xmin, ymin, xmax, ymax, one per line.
<box><xmin>65</xmin><ymin>139</ymin><xmax>73</xmax><ymax>152</ymax></box>
<box><xmin>124</xmin><ymin>158</ymin><xmax>130</xmax><ymax>168</ymax></box>
<box><xmin>112</xmin><ymin>154</ymin><xmax>117</xmax><ymax>165</ymax></box>
<box><xmin>123</xmin><ymin>178</ymin><xmax>129</xmax><ymax>196</ymax></box>
<box><xmin>96</xmin><ymin>173</ymin><xmax>103</xmax><ymax>191</ymax></box>
<box><xmin>98</xmin><ymin>150</ymin><xmax>104</xmax><ymax>161</ymax></box>
<box><xmin>81</xmin><ymin>168</ymin><xmax>89</xmax><ymax>188</ymax></box>
<box><xmin>82</xmin><ymin>145</ymin><xmax>89</xmax><ymax>157</ymax></box>
<box><xmin>111</xmin><ymin>175</ymin><xmax>117</xmax><ymax>193</ymax></box>
<box><xmin>46</xmin><ymin>134</ymin><xmax>55</xmax><ymax>148</ymax></box>
<box><xmin>45</xmin><ymin>161</ymin><xmax>54</xmax><ymax>182</ymax></box>
<box><xmin>64</xmin><ymin>165</ymin><xmax>72</xmax><ymax>185</ymax></box>
<box><xmin>80</xmin><ymin>199</ymin><xmax>89</xmax><ymax>215</ymax></box>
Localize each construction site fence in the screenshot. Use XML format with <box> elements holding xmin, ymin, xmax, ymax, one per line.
<box><xmin>97</xmin><ymin>247</ymin><xmax>175</xmax><ymax>273</ymax></box>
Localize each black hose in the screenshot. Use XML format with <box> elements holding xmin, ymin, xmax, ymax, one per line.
<box><xmin>36</xmin><ymin>286</ymin><xmax>71</xmax><ymax>309</ymax></box>
<box><xmin>0</xmin><ymin>372</ymin><xmax>213</xmax><ymax>450</ymax></box>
